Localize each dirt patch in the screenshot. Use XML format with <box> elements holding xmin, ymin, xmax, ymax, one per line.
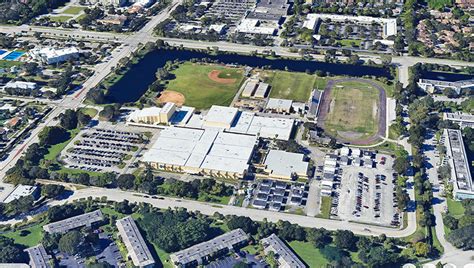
<box><xmin>338</xmin><ymin>131</ymin><xmax>365</xmax><ymax>140</ymax></box>
<box><xmin>208</xmin><ymin>70</ymin><xmax>237</xmax><ymax>84</ymax></box>
<box><xmin>157</xmin><ymin>90</ymin><xmax>185</xmax><ymax>106</ymax></box>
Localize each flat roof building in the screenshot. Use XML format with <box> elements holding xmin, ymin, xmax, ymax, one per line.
<box><xmin>1</xmin><ymin>184</ymin><xmax>39</xmax><ymax>203</ymax></box>
<box><xmin>229</xmin><ymin>111</ymin><xmax>295</xmax><ymax>141</ymax></box>
<box><xmin>116</xmin><ymin>216</ymin><xmax>155</xmax><ymax>268</ymax></box>
<box><xmin>417</xmin><ymin>78</ymin><xmax>474</xmax><ymax>95</ymax></box>
<box><xmin>254</xmin><ymin>82</ymin><xmax>270</xmax><ymax>98</ymax></box>
<box><xmin>266</xmin><ymin>98</ymin><xmax>293</xmax><ymax>114</ymax></box>
<box><xmin>24</xmin><ymin>244</ymin><xmax>52</xmax><ymax>268</ymax></box>
<box><xmin>30</xmin><ymin>47</ymin><xmax>79</xmax><ymax>65</ymax></box>
<box><xmin>203</xmin><ymin>105</ymin><xmax>239</xmax><ymax>129</ymax></box>
<box><xmin>236</xmin><ymin>19</ymin><xmax>277</xmax><ymax>35</ymax></box>
<box><xmin>127</xmin><ymin>103</ymin><xmax>194</xmax><ymax>127</ymax></box>
<box><xmin>241</xmin><ymin>79</ymin><xmax>258</xmax><ymax>98</ymax></box>
<box><xmin>263</xmin><ymin>150</ymin><xmax>309</xmax><ymax>180</ymax></box>
<box><xmin>443</xmin><ymin>112</ymin><xmax>474</xmax><ymax>129</ymax></box>
<box><xmin>4</xmin><ymin>81</ymin><xmax>37</xmax><ymax>90</ymax></box>
<box><xmin>43</xmin><ymin>210</ymin><xmax>104</xmax><ymax>234</ymax></box>
<box><xmin>444</xmin><ymin>129</ymin><xmax>474</xmax><ymax>200</ymax></box>
<box><xmin>170</xmin><ymin>229</ymin><xmax>249</xmax><ymax>267</ymax></box>
<box><xmin>261</xmin><ymin>234</ymin><xmax>307</xmax><ymax>268</ymax></box>
<box><xmin>142</xmin><ymin>127</ymin><xmax>257</xmax><ymax>179</ymax></box>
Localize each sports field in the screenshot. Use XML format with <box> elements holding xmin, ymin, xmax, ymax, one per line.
<box><xmin>62</xmin><ymin>6</ymin><xmax>86</xmax><ymax>15</ymax></box>
<box><xmin>266</xmin><ymin>71</ymin><xmax>316</xmax><ymax>102</ymax></box>
<box><xmin>163</xmin><ymin>62</ymin><xmax>244</xmax><ymax>109</ymax></box>
<box><xmin>323</xmin><ymin>80</ymin><xmax>380</xmax><ymax>141</ymax></box>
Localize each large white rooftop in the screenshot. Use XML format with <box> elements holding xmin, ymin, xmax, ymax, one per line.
<box><xmin>2</xmin><ymin>185</ymin><xmax>37</xmax><ymax>203</ymax></box>
<box><xmin>204</xmin><ymin>105</ymin><xmax>239</xmax><ymax>128</ymax></box>
<box><xmin>229</xmin><ymin>111</ymin><xmax>294</xmax><ymax>140</ymax></box>
<box><xmin>142</xmin><ymin>127</ymin><xmax>257</xmax><ymax>175</ymax></box>
<box><xmin>264</xmin><ymin>150</ymin><xmax>309</xmax><ymax>178</ymax></box>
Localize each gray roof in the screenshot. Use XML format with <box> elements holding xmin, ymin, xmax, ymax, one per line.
<box><xmin>25</xmin><ymin>244</ymin><xmax>51</xmax><ymax>268</ymax></box>
<box><xmin>262</xmin><ymin>234</ymin><xmax>307</xmax><ymax>268</ymax></box>
<box><xmin>43</xmin><ymin>210</ymin><xmax>103</xmax><ymax>234</ymax></box>
<box><xmin>116</xmin><ymin>216</ymin><xmax>155</xmax><ymax>267</ymax></box>
<box><xmin>170</xmin><ymin>229</ymin><xmax>249</xmax><ymax>266</ymax></box>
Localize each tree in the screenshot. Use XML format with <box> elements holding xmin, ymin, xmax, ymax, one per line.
<box><xmin>393</xmin><ymin>156</ymin><xmax>410</xmax><ymax>175</ymax></box>
<box><xmin>447</xmin><ymin>224</ymin><xmax>474</xmax><ymax>250</ymax></box>
<box><xmin>277</xmin><ymin>221</ymin><xmax>306</xmax><ymax>241</ymax></box>
<box><xmin>41</xmin><ymin>184</ymin><xmax>65</xmax><ymax>199</ymax></box>
<box><xmin>77</xmin><ymin>111</ymin><xmax>92</xmax><ymax>126</ymax></box>
<box><xmin>59</xmin><ymin>230</ymin><xmax>83</xmax><ymax>255</ymax></box>
<box><xmin>334</xmin><ymin>230</ymin><xmax>357</xmax><ymax>250</ymax></box>
<box><xmin>38</xmin><ymin>126</ymin><xmax>69</xmax><ymax>146</ymax></box>
<box><xmin>0</xmin><ymin>237</ymin><xmax>28</xmax><ymax>263</ymax></box>
<box><xmin>226</xmin><ymin>216</ymin><xmax>257</xmax><ymax>234</ymax></box>
<box><xmin>117</xmin><ymin>174</ymin><xmax>135</xmax><ymax>190</ymax></box>
<box><xmin>60</xmin><ymin>109</ymin><xmax>78</xmax><ymax>130</ymax></box>
<box><xmin>307</xmin><ymin>228</ymin><xmax>332</xmax><ymax>248</ymax></box>
<box><xmin>414</xmin><ymin>242</ymin><xmax>430</xmax><ymax>257</ymax></box>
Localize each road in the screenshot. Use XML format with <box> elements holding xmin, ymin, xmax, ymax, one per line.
<box><xmin>4</xmin><ymin>182</ymin><xmax>417</xmax><ymax>238</ymax></box>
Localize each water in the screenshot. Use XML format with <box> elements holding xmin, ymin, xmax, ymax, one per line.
<box><xmin>422</xmin><ymin>71</ymin><xmax>474</xmax><ymax>82</ymax></box>
<box><xmin>105</xmin><ymin>48</ymin><xmax>393</xmax><ymax>104</ymax></box>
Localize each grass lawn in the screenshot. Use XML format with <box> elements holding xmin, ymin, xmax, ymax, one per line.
<box><xmin>166</xmin><ymin>62</ymin><xmax>244</xmax><ymax>109</ymax></box>
<box><xmin>338</xmin><ymin>39</ymin><xmax>362</xmax><ymax>47</ymax></box>
<box><xmin>288</xmin><ymin>241</ymin><xmax>328</xmax><ymax>267</ymax></box>
<box><xmin>43</xmin><ymin>128</ymin><xmax>80</xmax><ymax>162</ymax></box>
<box><xmin>197</xmin><ymin>193</ymin><xmax>231</xmax><ymax>205</ymax></box>
<box><xmin>79</xmin><ymin>107</ymin><xmax>98</xmax><ymax>118</ymax></box>
<box><xmin>152</xmin><ymin>245</ymin><xmax>174</xmax><ymax>268</ymax></box>
<box><xmin>324</xmin><ymin>80</ymin><xmax>379</xmax><ymax>140</ymax></box>
<box><xmin>447</xmin><ymin>198</ymin><xmax>465</xmax><ymax>219</ymax></box>
<box><xmin>0</xmin><ymin>60</ymin><xmax>24</xmax><ymax>68</ymax></box>
<box><xmin>428</xmin><ymin>0</ymin><xmax>453</xmax><ymax>9</ymax></box>
<box><xmin>319</xmin><ymin>196</ymin><xmax>332</xmax><ymax>219</ymax></box>
<box><xmin>48</xmin><ymin>15</ymin><xmax>73</xmax><ymax>23</ymax></box>
<box><xmin>266</xmin><ymin>71</ymin><xmax>316</xmax><ymax>102</ymax></box>
<box><xmin>3</xmin><ymin>221</ymin><xmax>46</xmax><ymax>247</ymax></box>
<box><xmin>242</xmin><ymin>244</ymin><xmax>261</xmax><ymax>255</ymax></box>
<box><xmin>62</xmin><ymin>6</ymin><xmax>86</xmax><ymax>15</ymax></box>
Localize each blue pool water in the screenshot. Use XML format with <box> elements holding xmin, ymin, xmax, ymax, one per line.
<box><xmin>3</xmin><ymin>51</ymin><xmax>25</xmax><ymax>61</ymax></box>
<box><xmin>0</xmin><ymin>50</ymin><xmax>6</xmax><ymax>55</ymax></box>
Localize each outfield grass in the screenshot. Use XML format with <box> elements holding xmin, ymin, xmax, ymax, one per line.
<box><xmin>266</xmin><ymin>71</ymin><xmax>316</xmax><ymax>102</ymax></box>
<box><xmin>324</xmin><ymin>80</ymin><xmax>379</xmax><ymax>140</ymax></box>
<box><xmin>62</xmin><ymin>6</ymin><xmax>86</xmax><ymax>15</ymax></box>
<box><xmin>3</xmin><ymin>221</ymin><xmax>46</xmax><ymax>247</ymax></box>
<box><xmin>49</xmin><ymin>15</ymin><xmax>73</xmax><ymax>23</ymax></box>
<box><xmin>288</xmin><ymin>241</ymin><xmax>328</xmax><ymax>267</ymax></box>
<box><xmin>166</xmin><ymin>63</ymin><xmax>244</xmax><ymax>109</ymax></box>
<box><xmin>319</xmin><ymin>196</ymin><xmax>332</xmax><ymax>219</ymax></box>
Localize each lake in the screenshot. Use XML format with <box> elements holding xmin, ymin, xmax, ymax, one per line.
<box><xmin>105</xmin><ymin>48</ymin><xmax>393</xmax><ymax>103</ymax></box>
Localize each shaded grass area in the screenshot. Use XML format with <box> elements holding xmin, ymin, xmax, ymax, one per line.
<box><xmin>266</xmin><ymin>71</ymin><xmax>316</xmax><ymax>102</ymax></box>
<box><xmin>43</xmin><ymin>128</ymin><xmax>80</xmax><ymax>161</ymax></box>
<box><xmin>2</xmin><ymin>220</ymin><xmax>46</xmax><ymax>247</ymax></box>
<box><xmin>166</xmin><ymin>63</ymin><xmax>244</xmax><ymax>109</ymax></box>
<box><xmin>324</xmin><ymin>80</ymin><xmax>379</xmax><ymax>140</ymax></box>
<box><xmin>79</xmin><ymin>107</ymin><xmax>98</xmax><ymax>118</ymax></box>
<box><xmin>289</xmin><ymin>241</ymin><xmax>329</xmax><ymax>267</ymax></box>
<box><xmin>48</xmin><ymin>15</ymin><xmax>73</xmax><ymax>22</ymax></box>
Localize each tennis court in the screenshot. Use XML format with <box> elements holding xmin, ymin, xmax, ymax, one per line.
<box><xmin>3</xmin><ymin>51</ymin><xmax>25</xmax><ymax>61</ymax></box>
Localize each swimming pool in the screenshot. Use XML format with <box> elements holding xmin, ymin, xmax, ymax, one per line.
<box><xmin>0</xmin><ymin>50</ymin><xmax>6</xmax><ymax>55</ymax></box>
<box><xmin>3</xmin><ymin>51</ymin><xmax>25</xmax><ymax>61</ymax></box>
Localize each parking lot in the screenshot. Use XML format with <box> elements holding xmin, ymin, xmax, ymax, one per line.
<box><xmin>62</xmin><ymin>124</ymin><xmax>148</xmax><ymax>172</ymax></box>
<box><xmin>332</xmin><ymin>154</ymin><xmax>399</xmax><ymax>227</ymax></box>
<box><xmin>205</xmin><ymin>252</ymin><xmax>266</xmax><ymax>268</ymax></box>
<box><xmin>250</xmin><ymin>179</ymin><xmax>308</xmax><ymax>213</ymax></box>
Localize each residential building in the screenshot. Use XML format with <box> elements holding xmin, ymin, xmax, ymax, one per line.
<box><xmin>4</xmin><ymin>81</ymin><xmax>37</xmax><ymax>90</ymax></box>
<box><xmin>263</xmin><ymin>150</ymin><xmax>309</xmax><ymax>180</ymax></box>
<box><xmin>170</xmin><ymin>229</ymin><xmax>249</xmax><ymax>267</ymax></box>
<box><xmin>116</xmin><ymin>216</ymin><xmax>155</xmax><ymax>268</ymax></box>
<box><xmin>444</xmin><ymin>129</ymin><xmax>474</xmax><ymax>200</ymax></box>
<box><xmin>24</xmin><ymin>244</ymin><xmax>52</xmax><ymax>268</ymax></box>
<box><xmin>261</xmin><ymin>234</ymin><xmax>307</xmax><ymax>268</ymax></box>
<box><xmin>417</xmin><ymin>78</ymin><xmax>474</xmax><ymax>95</ymax></box>
<box><xmin>43</xmin><ymin>210</ymin><xmax>104</xmax><ymax>234</ymax></box>
<box><xmin>1</xmin><ymin>185</ymin><xmax>39</xmax><ymax>203</ymax></box>
<box><xmin>443</xmin><ymin>112</ymin><xmax>474</xmax><ymax>129</ymax></box>
<box><xmin>305</xmin><ymin>13</ymin><xmax>397</xmax><ymax>38</ymax></box>
<box><xmin>30</xmin><ymin>47</ymin><xmax>79</xmax><ymax>65</ymax></box>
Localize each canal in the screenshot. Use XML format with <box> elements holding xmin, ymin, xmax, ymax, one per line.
<box><xmin>105</xmin><ymin>48</ymin><xmax>394</xmax><ymax>103</ymax></box>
